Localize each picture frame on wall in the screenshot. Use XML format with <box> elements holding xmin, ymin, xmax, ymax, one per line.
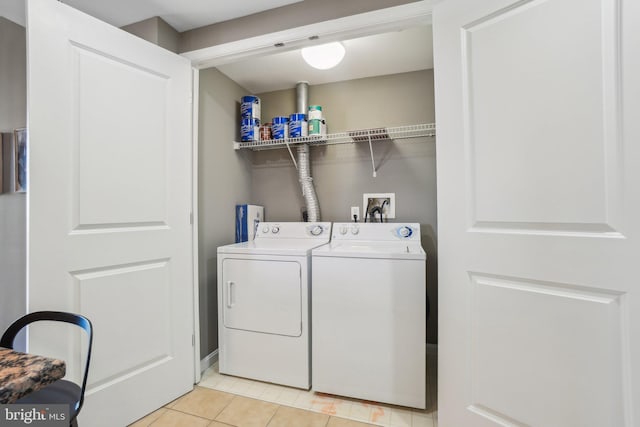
<box><xmin>1</xmin><ymin>132</ymin><xmax>14</xmax><ymax>194</ymax></box>
<box><xmin>0</xmin><ymin>135</ymin><xmax>3</xmax><ymax>193</ymax></box>
<box><xmin>1</xmin><ymin>129</ymin><xmax>27</xmax><ymax>194</ymax></box>
<box><xmin>14</xmin><ymin>128</ymin><xmax>26</xmax><ymax>192</ymax></box>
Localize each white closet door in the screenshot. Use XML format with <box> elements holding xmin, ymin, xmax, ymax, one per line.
<box><xmin>27</xmin><ymin>0</ymin><xmax>194</xmax><ymax>425</ymax></box>
<box><xmin>434</xmin><ymin>0</ymin><xmax>640</xmax><ymax>426</ymax></box>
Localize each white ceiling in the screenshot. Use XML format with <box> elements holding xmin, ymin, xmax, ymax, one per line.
<box><xmin>0</xmin><ymin>0</ymin><xmax>303</xmax><ymax>31</ymax></box>
<box><xmin>217</xmin><ymin>25</ymin><xmax>433</xmax><ymax>94</ymax></box>
<box><xmin>0</xmin><ymin>1</ymin><xmax>433</xmax><ymax>93</ymax></box>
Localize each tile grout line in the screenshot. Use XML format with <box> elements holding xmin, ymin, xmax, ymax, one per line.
<box><xmin>147</xmin><ymin>407</ymin><xmax>213</xmax><ymax>425</ymax></box>
<box><xmin>263</xmin><ymin>404</ymin><xmax>283</xmax><ymax>427</ymax></box>
<box><xmin>211</xmin><ymin>392</ymin><xmax>240</xmax><ymax>425</ymax></box>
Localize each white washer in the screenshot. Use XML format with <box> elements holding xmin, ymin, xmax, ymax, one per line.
<box><xmin>217</xmin><ymin>222</ymin><xmax>331</xmax><ymax>389</ymax></box>
<box><xmin>312</xmin><ymin>222</ymin><xmax>426</xmax><ymax>409</ymax></box>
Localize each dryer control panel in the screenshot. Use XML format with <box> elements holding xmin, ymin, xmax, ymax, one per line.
<box><xmin>256</xmin><ymin>222</ymin><xmax>332</xmax><ymax>239</ymax></box>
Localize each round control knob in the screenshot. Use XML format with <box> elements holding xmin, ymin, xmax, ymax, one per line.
<box><xmin>398</xmin><ymin>226</ymin><xmax>413</xmax><ymax>238</ymax></box>
<box><xmin>271</xmin><ymin>226</ymin><xmax>280</xmax><ymax>234</ymax></box>
<box><xmin>310</xmin><ymin>225</ymin><xmax>323</xmax><ymax>236</ymax></box>
<box><xmin>339</xmin><ymin>226</ymin><xmax>348</xmax><ymax>235</ymax></box>
<box><xmin>350</xmin><ymin>226</ymin><xmax>359</xmax><ymax>235</ymax></box>
<box><xmin>262</xmin><ymin>225</ymin><xmax>270</xmax><ymax>233</ymax></box>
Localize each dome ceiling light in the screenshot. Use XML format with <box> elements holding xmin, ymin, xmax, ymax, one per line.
<box><xmin>301</xmin><ymin>42</ymin><xmax>346</xmax><ymax>70</ymax></box>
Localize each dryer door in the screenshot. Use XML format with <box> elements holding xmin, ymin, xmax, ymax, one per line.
<box><xmin>222</xmin><ymin>258</ymin><xmax>302</xmax><ymax>337</ymax></box>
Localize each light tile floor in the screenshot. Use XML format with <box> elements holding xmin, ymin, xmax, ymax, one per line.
<box><xmin>130</xmin><ymin>348</ymin><xmax>437</xmax><ymax>427</ymax></box>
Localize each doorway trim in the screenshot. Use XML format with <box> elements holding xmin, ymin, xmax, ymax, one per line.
<box><xmin>191</xmin><ymin>67</ymin><xmax>201</xmax><ymax>383</ymax></box>
<box><xmin>182</xmin><ymin>1</ymin><xmax>433</xmax><ymax>69</ymax></box>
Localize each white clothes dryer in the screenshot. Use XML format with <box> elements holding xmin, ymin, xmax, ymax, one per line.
<box><xmin>217</xmin><ymin>222</ymin><xmax>331</xmax><ymax>389</ymax></box>
<box><xmin>312</xmin><ymin>222</ymin><xmax>426</xmax><ymax>408</ymax></box>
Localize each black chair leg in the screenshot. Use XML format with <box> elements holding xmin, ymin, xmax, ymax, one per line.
<box><xmin>70</xmin><ymin>418</ymin><xmax>78</xmax><ymax>427</ymax></box>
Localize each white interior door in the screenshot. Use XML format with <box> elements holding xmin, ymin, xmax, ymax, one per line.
<box><xmin>26</xmin><ymin>0</ymin><xmax>194</xmax><ymax>425</ymax></box>
<box><xmin>434</xmin><ymin>0</ymin><xmax>639</xmax><ymax>426</ymax></box>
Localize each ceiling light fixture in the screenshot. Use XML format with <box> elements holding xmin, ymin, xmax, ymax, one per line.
<box><xmin>301</xmin><ymin>42</ymin><xmax>346</xmax><ymax>70</ymax></box>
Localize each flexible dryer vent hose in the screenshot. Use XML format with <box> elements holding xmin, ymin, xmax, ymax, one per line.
<box><xmin>296</xmin><ymin>81</ymin><xmax>320</xmax><ymax>221</ymax></box>
<box><xmin>297</xmin><ymin>144</ymin><xmax>320</xmax><ymax>221</ymax></box>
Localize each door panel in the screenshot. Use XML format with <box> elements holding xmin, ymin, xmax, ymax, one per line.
<box><xmin>434</xmin><ymin>0</ymin><xmax>638</xmax><ymax>426</ymax></box>
<box><xmin>222</xmin><ymin>258</ymin><xmax>302</xmax><ymax>337</ymax></box>
<box><xmin>462</xmin><ymin>0</ymin><xmax>620</xmax><ymax>233</ymax></box>
<box><xmin>469</xmin><ymin>273</ymin><xmax>623</xmax><ymax>427</ymax></box>
<box><xmin>73</xmin><ymin>44</ymin><xmax>169</xmax><ymax>227</ymax></box>
<box><xmin>73</xmin><ymin>260</ymin><xmax>173</xmax><ymax>385</ymax></box>
<box><xmin>27</xmin><ymin>1</ymin><xmax>194</xmax><ymax>425</ymax></box>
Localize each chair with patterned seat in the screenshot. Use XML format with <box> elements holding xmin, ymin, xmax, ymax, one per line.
<box><xmin>1</xmin><ymin>311</ymin><xmax>93</xmax><ymax>427</ymax></box>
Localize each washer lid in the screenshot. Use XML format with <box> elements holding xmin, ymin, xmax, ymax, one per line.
<box><xmin>312</xmin><ymin>241</ymin><xmax>426</xmax><ymax>260</ymax></box>
<box><xmin>218</xmin><ymin>238</ymin><xmax>330</xmax><ymax>256</ymax></box>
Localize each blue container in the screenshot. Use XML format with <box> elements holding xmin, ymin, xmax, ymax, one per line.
<box><xmin>289</xmin><ymin>113</ymin><xmax>308</xmax><ymax>138</ymax></box>
<box><xmin>241</xmin><ymin>118</ymin><xmax>260</xmax><ymax>142</ymax></box>
<box><xmin>236</xmin><ymin>204</ymin><xmax>264</xmax><ymax>243</ymax></box>
<box><xmin>272</xmin><ymin>116</ymin><xmax>289</xmax><ymax>140</ymax></box>
<box><xmin>240</xmin><ymin>95</ymin><xmax>261</xmax><ymax>121</ymax></box>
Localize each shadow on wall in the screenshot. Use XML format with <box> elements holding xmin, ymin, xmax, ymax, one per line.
<box><xmin>199</xmin><ymin>256</ymin><xmax>219</xmax><ymax>359</ymax></box>
<box><xmin>421</xmin><ymin>225</ymin><xmax>438</xmax><ymax>345</ymax></box>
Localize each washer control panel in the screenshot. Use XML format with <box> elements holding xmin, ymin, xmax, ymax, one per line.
<box><xmin>396</xmin><ymin>226</ymin><xmax>413</xmax><ymax>239</ymax></box>
<box><xmin>331</xmin><ymin>223</ymin><xmax>420</xmax><ymax>241</ymax></box>
<box><xmin>338</xmin><ymin>224</ymin><xmax>360</xmax><ymax>235</ymax></box>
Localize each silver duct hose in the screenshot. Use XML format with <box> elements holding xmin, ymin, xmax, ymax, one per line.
<box><xmin>298</xmin><ymin>144</ymin><xmax>320</xmax><ymax>221</ymax></box>
<box><xmin>296</xmin><ymin>81</ymin><xmax>321</xmax><ymax>221</ymax></box>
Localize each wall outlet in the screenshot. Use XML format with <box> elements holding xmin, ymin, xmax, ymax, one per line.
<box><xmin>363</xmin><ymin>193</ymin><xmax>396</xmax><ymax>220</ymax></box>
<box><xmin>350</xmin><ymin>206</ymin><xmax>360</xmax><ymax>221</ymax></box>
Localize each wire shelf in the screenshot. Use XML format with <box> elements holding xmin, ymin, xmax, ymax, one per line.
<box><xmin>233</xmin><ymin>123</ymin><xmax>436</xmax><ymax>150</ymax></box>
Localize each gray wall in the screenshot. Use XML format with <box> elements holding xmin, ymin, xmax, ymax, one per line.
<box><xmin>121</xmin><ymin>16</ymin><xmax>180</xmax><ymax>53</ymax></box>
<box><xmin>0</xmin><ymin>18</ymin><xmax>25</xmax><ymax>129</ymax></box>
<box><xmin>0</xmin><ymin>17</ymin><xmax>26</xmax><ymax>347</ymax></box>
<box><xmin>252</xmin><ymin>70</ymin><xmax>438</xmax><ymax>343</ymax></box>
<box><xmin>198</xmin><ymin>68</ymin><xmax>253</xmax><ymax>359</ymax></box>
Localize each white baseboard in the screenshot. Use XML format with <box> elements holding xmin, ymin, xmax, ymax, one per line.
<box><xmin>200</xmin><ymin>350</ymin><xmax>218</xmax><ymax>374</ymax></box>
